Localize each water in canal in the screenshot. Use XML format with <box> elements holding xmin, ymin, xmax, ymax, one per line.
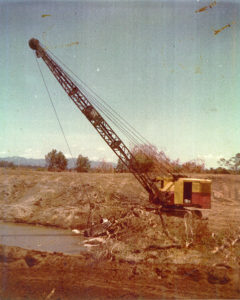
<box><xmin>0</xmin><ymin>221</ymin><xmax>85</xmax><ymax>255</ymax></box>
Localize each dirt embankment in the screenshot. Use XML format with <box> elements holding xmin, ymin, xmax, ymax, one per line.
<box><xmin>0</xmin><ymin>169</ymin><xmax>147</xmax><ymax>229</ymax></box>
<box><xmin>1</xmin><ymin>168</ymin><xmax>240</xmax><ymax>299</ymax></box>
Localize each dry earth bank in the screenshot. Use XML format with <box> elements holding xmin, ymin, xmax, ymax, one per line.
<box><xmin>0</xmin><ymin>168</ymin><xmax>240</xmax><ymax>299</ymax></box>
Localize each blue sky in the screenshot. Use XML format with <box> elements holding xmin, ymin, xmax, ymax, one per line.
<box><xmin>1</xmin><ymin>0</ymin><xmax>239</xmax><ymax>167</ymax></box>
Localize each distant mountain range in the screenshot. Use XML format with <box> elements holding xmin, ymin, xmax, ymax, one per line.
<box><xmin>0</xmin><ymin>156</ymin><xmax>116</xmax><ymax>169</ymax></box>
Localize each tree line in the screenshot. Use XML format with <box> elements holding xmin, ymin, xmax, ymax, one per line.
<box><xmin>115</xmin><ymin>146</ymin><xmax>240</xmax><ymax>175</ymax></box>
<box><xmin>1</xmin><ymin>148</ymin><xmax>239</xmax><ymax>175</ymax></box>
<box><xmin>43</xmin><ymin>147</ymin><xmax>240</xmax><ymax>175</ymax></box>
<box><xmin>45</xmin><ymin>149</ymin><xmax>116</xmax><ymax>173</ymax></box>
<box><xmin>45</xmin><ymin>149</ymin><xmax>91</xmax><ymax>172</ymax></box>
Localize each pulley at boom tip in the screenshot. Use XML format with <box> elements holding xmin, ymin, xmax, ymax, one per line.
<box><xmin>29</xmin><ymin>38</ymin><xmax>40</xmax><ymax>50</ymax></box>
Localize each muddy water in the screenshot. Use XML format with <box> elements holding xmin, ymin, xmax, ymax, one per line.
<box><xmin>0</xmin><ymin>221</ymin><xmax>85</xmax><ymax>254</ymax></box>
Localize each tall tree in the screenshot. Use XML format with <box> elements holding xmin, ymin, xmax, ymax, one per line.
<box><xmin>45</xmin><ymin>149</ymin><xmax>67</xmax><ymax>171</ymax></box>
<box><xmin>130</xmin><ymin>150</ymin><xmax>154</xmax><ymax>173</ymax></box>
<box><xmin>75</xmin><ymin>155</ymin><xmax>91</xmax><ymax>172</ymax></box>
<box><xmin>129</xmin><ymin>144</ymin><xmax>174</xmax><ymax>175</ymax></box>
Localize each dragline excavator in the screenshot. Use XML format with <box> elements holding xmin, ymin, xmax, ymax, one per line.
<box><xmin>29</xmin><ymin>38</ymin><xmax>211</xmax><ymax>212</ymax></box>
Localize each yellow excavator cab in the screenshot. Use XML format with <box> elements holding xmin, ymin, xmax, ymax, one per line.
<box><xmin>155</xmin><ymin>176</ymin><xmax>211</xmax><ymax>209</ymax></box>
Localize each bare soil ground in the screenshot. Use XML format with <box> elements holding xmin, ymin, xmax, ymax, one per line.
<box><xmin>0</xmin><ymin>168</ymin><xmax>240</xmax><ymax>299</ymax></box>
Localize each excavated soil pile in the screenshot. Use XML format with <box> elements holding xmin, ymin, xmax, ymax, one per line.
<box><xmin>0</xmin><ymin>168</ymin><xmax>240</xmax><ymax>299</ymax></box>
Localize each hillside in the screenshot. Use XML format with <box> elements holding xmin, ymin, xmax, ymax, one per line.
<box><xmin>0</xmin><ymin>156</ymin><xmax>116</xmax><ymax>169</ymax></box>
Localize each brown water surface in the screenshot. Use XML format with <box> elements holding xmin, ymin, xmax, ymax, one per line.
<box><xmin>0</xmin><ymin>221</ymin><xmax>85</xmax><ymax>254</ymax></box>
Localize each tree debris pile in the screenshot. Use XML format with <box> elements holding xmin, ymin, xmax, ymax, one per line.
<box><xmin>82</xmin><ymin>205</ymin><xmax>213</xmax><ymax>262</ymax></box>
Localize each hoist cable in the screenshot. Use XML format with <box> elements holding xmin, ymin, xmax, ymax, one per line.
<box><xmin>35</xmin><ymin>55</ymin><xmax>75</xmax><ymax>165</ymax></box>
<box><xmin>75</xmin><ymin>79</ymin><xmax>172</xmax><ymax>174</ymax></box>
<box><xmin>39</xmin><ymin>45</ymin><xmax>173</xmax><ymax>175</ymax></box>
<box><xmin>78</xmin><ymin>85</ymin><xmax>170</xmax><ymax>172</ymax></box>
<box><xmin>72</xmin><ymin>81</ymin><xmax>142</xmax><ymax>146</ymax></box>
<box><xmin>44</xmin><ymin>45</ymin><xmax>151</xmax><ymax>147</ymax></box>
<box><xmin>45</xmin><ymin>46</ymin><xmax>171</xmax><ymax>174</ymax></box>
<box><xmin>76</xmin><ymin>82</ymin><xmax>147</xmax><ymax>145</ymax></box>
<box><xmin>88</xmin><ymin>98</ymin><xmax>141</xmax><ymax>146</ymax></box>
<box><xmin>65</xmin><ymin>68</ymin><xmax>145</xmax><ymax>147</ymax></box>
